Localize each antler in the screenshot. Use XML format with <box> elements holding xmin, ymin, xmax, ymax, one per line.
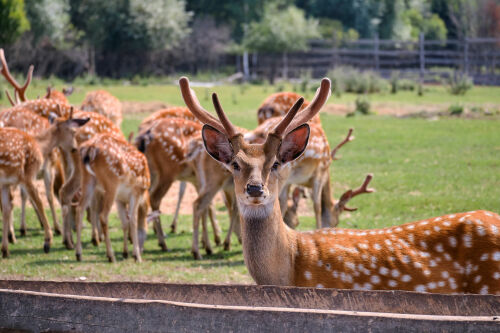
<box><xmin>335</xmin><ymin>174</ymin><xmax>374</xmax><ymax>213</ymax></box>
<box><xmin>284</xmin><ymin>78</ymin><xmax>331</xmax><ymax>133</ymax></box>
<box><xmin>179</xmin><ymin>77</ymin><xmax>229</xmax><ymax>135</ymax></box>
<box><xmin>45</xmin><ymin>86</ymin><xmax>52</xmax><ymax>99</ymax></box>
<box><xmin>0</xmin><ymin>48</ymin><xmax>33</xmax><ymax>102</ymax></box>
<box><xmin>269</xmin><ymin>97</ymin><xmax>304</xmax><ymax>138</ymax></box>
<box><xmin>331</xmin><ymin>128</ymin><xmax>354</xmax><ymax>160</ymax></box>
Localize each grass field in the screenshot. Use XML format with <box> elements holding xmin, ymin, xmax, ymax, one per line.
<box><xmin>0</xmin><ymin>82</ymin><xmax>499</xmax><ymax>283</ymax></box>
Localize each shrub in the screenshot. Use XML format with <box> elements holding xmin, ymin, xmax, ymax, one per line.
<box><xmin>445</xmin><ymin>72</ymin><xmax>473</xmax><ymax>95</ymax></box>
<box><xmin>299</xmin><ymin>69</ymin><xmax>312</xmax><ymax>93</ymax></box>
<box><xmin>354</xmin><ymin>97</ymin><xmax>371</xmax><ymax>115</ymax></box>
<box><xmin>328</xmin><ymin>66</ymin><xmax>387</xmax><ymax>95</ymax></box>
<box><xmin>448</xmin><ymin>104</ymin><xmax>464</xmax><ymax>116</ymax></box>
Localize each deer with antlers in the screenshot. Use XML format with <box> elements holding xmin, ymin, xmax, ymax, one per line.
<box><xmin>81</xmin><ymin>90</ymin><xmax>123</xmax><ymax>128</ymax></box>
<box><xmin>180</xmin><ymin>76</ymin><xmax>500</xmax><ymax>294</ymax></box>
<box><xmin>0</xmin><ymin>112</ymin><xmax>89</xmax><ymax>257</ymax></box>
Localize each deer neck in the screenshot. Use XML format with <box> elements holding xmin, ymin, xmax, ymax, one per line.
<box><xmin>238</xmin><ymin>198</ymin><xmax>298</xmax><ymax>286</ymax></box>
<box><xmin>34</xmin><ymin>127</ymin><xmax>56</xmax><ymax>160</ymax></box>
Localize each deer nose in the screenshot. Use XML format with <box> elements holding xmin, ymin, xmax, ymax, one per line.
<box><xmin>246</xmin><ymin>184</ymin><xmax>264</xmax><ymax>197</ymax></box>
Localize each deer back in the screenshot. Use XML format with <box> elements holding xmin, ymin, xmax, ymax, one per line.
<box><xmin>81</xmin><ymin>90</ymin><xmax>122</xmax><ymax>127</ymax></box>
<box><xmin>257</xmin><ymin>92</ymin><xmax>321</xmax><ymax>125</ymax></box>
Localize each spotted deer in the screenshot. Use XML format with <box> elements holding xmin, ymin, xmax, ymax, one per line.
<box><xmin>44</xmin><ymin>86</ymin><xmax>73</xmax><ymax>105</ymax></box>
<box><xmin>75</xmin><ymin>133</ymin><xmax>150</xmax><ymax>262</ymax></box>
<box><xmin>257</xmin><ymin>92</ymin><xmax>321</xmax><ymax>125</ymax></box>
<box><xmin>81</xmin><ymin>90</ymin><xmax>123</xmax><ymax>128</ymax></box>
<box><xmin>180</xmin><ymin>76</ymin><xmax>500</xmax><ymax>294</ymax></box>
<box><xmin>137</xmin><ymin>106</ymin><xmax>219</xmax><ymax>237</ymax></box>
<box><xmin>0</xmin><ymin>114</ymin><xmax>89</xmax><ymax>258</ymax></box>
<box><xmin>136</xmin><ymin>117</ymin><xmax>228</xmax><ymax>257</ymax></box>
<box><xmin>57</xmin><ymin>111</ymin><xmax>124</xmax><ymax>249</ymax></box>
<box><xmin>0</xmin><ymin>108</ymin><xmax>64</xmax><ymax>236</ymax></box>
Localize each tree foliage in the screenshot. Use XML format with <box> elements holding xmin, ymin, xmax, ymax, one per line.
<box><xmin>243</xmin><ymin>3</ymin><xmax>319</xmax><ymax>54</ymax></box>
<box><xmin>0</xmin><ymin>0</ymin><xmax>30</xmax><ymax>45</ymax></box>
<box><xmin>25</xmin><ymin>0</ymin><xmax>71</xmax><ymax>45</ymax></box>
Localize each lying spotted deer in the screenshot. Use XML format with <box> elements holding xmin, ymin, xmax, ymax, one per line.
<box><xmin>81</xmin><ymin>90</ymin><xmax>123</xmax><ymax>127</ymax></box>
<box><xmin>0</xmin><ymin>114</ymin><xmax>89</xmax><ymax>258</ymax></box>
<box><xmin>75</xmin><ymin>133</ymin><xmax>150</xmax><ymax>262</ymax></box>
<box><xmin>180</xmin><ymin>76</ymin><xmax>500</xmax><ymax>294</ymax></box>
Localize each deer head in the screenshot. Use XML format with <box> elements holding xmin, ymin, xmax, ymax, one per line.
<box><xmin>180</xmin><ymin>77</ymin><xmax>331</xmax><ymax>217</ymax></box>
<box><xmin>41</xmin><ymin>107</ymin><xmax>91</xmax><ymax>155</ymax></box>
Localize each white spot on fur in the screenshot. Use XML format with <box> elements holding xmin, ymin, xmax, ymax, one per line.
<box><xmin>401</xmin><ymin>275</ymin><xmax>411</xmax><ymax>282</ymax></box>
<box><xmin>304</xmin><ymin>271</ymin><xmax>312</xmax><ymax>280</ymax></box>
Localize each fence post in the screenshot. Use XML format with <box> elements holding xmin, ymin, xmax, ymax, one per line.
<box><xmin>464</xmin><ymin>37</ymin><xmax>469</xmax><ymax>75</ymax></box>
<box><xmin>374</xmin><ymin>33</ymin><xmax>380</xmax><ymax>72</ymax></box>
<box><xmin>419</xmin><ymin>33</ymin><xmax>425</xmax><ymax>83</ymax></box>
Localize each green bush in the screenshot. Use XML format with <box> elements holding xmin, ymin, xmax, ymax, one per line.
<box><xmin>354</xmin><ymin>97</ymin><xmax>371</xmax><ymax>115</ymax></box>
<box><xmin>448</xmin><ymin>104</ymin><xmax>464</xmax><ymax>116</ymax></box>
<box><xmin>299</xmin><ymin>69</ymin><xmax>312</xmax><ymax>93</ymax></box>
<box><xmin>328</xmin><ymin>66</ymin><xmax>387</xmax><ymax>95</ymax></box>
<box><xmin>444</xmin><ymin>72</ymin><xmax>473</xmax><ymax>95</ymax></box>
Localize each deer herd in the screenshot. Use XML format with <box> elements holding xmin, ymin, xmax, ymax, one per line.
<box><xmin>0</xmin><ymin>49</ymin><xmax>498</xmax><ymax>295</ymax></box>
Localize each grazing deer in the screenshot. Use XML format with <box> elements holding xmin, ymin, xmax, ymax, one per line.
<box><xmin>180</xmin><ymin>76</ymin><xmax>500</xmax><ymax>294</ymax></box>
<box><xmin>75</xmin><ymin>133</ymin><xmax>150</xmax><ymax>262</ymax></box>
<box><xmin>0</xmin><ymin>114</ymin><xmax>89</xmax><ymax>258</ymax></box>
<box><xmin>138</xmin><ymin>106</ymin><xmax>214</xmax><ymax>236</ymax></box>
<box><xmin>81</xmin><ymin>90</ymin><xmax>123</xmax><ymax>128</ymax></box>
<box><xmin>58</xmin><ymin>111</ymin><xmax>124</xmax><ymax>249</ymax></box>
<box><xmin>135</xmin><ymin>117</ymin><xmax>224</xmax><ymax>255</ymax></box>
<box><xmin>0</xmin><ymin>108</ymin><xmax>64</xmax><ymax>236</ymax></box>
<box><xmin>257</xmin><ymin>91</ymin><xmax>321</xmax><ymax>125</ymax></box>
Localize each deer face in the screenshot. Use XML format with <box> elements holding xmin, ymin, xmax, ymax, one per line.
<box><xmin>202</xmin><ymin>124</ymin><xmax>310</xmax><ymax>207</ymax></box>
<box><xmin>49</xmin><ymin>115</ymin><xmax>90</xmax><ymax>152</ymax></box>
<box><xmin>179</xmin><ymin>76</ymin><xmax>330</xmax><ymax>211</ymax></box>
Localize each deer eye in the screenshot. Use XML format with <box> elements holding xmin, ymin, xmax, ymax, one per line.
<box><xmin>232</xmin><ymin>162</ymin><xmax>240</xmax><ymax>171</ymax></box>
<box><xmin>272</xmin><ymin>161</ymin><xmax>280</xmax><ymax>171</ymax></box>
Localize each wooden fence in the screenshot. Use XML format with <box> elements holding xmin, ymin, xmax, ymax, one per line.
<box><xmin>250</xmin><ymin>35</ymin><xmax>500</xmax><ymax>85</ymax></box>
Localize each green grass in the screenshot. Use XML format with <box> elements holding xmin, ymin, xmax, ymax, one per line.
<box><xmin>0</xmin><ymin>82</ymin><xmax>499</xmax><ymax>283</ymax></box>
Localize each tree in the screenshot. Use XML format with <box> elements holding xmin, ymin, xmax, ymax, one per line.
<box><xmin>0</xmin><ymin>0</ymin><xmax>30</xmax><ymax>45</ymax></box>
<box><xmin>69</xmin><ymin>0</ymin><xmax>191</xmax><ymax>75</ymax></box>
<box><xmin>25</xmin><ymin>0</ymin><xmax>71</xmax><ymax>45</ymax></box>
<box><xmin>243</xmin><ymin>3</ymin><xmax>319</xmax><ymax>82</ymax></box>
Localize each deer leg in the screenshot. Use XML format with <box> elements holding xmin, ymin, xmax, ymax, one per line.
<box><xmin>170</xmin><ymin>181</ymin><xmax>186</xmax><ymax>233</ymax></box>
<box><xmin>279</xmin><ymin>184</ymin><xmax>291</xmax><ymax>217</ymax></box>
<box><xmin>201</xmin><ymin>209</ymin><xmax>212</xmax><ymax>255</ymax></box>
<box><xmin>128</xmin><ymin>195</ymin><xmax>141</xmax><ymax>262</ymax></box>
<box><xmin>192</xmin><ymin>188</ymin><xmax>219</xmax><ymax>260</ymax></box>
<box><xmin>1</xmin><ymin>186</ymin><xmax>13</xmax><ymax>257</ymax></box>
<box><xmin>116</xmin><ymin>201</ymin><xmax>130</xmax><ymax>259</ymax></box>
<box><xmin>321</xmin><ymin>179</ymin><xmax>334</xmax><ymax>227</ymax></box>
<box><xmin>149</xmin><ymin>178</ymin><xmax>173</xmax><ymax>252</ymax></box>
<box><xmin>24</xmin><ymin>180</ymin><xmax>53</xmax><ymax>253</ymax></box>
<box><xmin>222</xmin><ymin>188</ymin><xmax>239</xmax><ymax>250</ymax></box>
<box><xmin>311</xmin><ymin>180</ymin><xmax>323</xmax><ymax>229</ymax></box>
<box><xmin>99</xmin><ymin>188</ymin><xmax>117</xmax><ymax>263</ymax></box>
<box><xmin>19</xmin><ymin>187</ymin><xmax>27</xmax><ymax>236</ymax></box>
<box><xmin>208</xmin><ymin>205</ymin><xmax>221</xmax><ymax>246</ymax></box>
<box><xmin>43</xmin><ymin>166</ymin><xmax>61</xmax><ymax>235</ymax></box>
<box><xmin>137</xmin><ymin>199</ymin><xmax>148</xmax><ymax>253</ymax></box>
<box><xmin>90</xmin><ymin>194</ymin><xmax>103</xmax><ymax>246</ymax></box>
<box><xmin>74</xmin><ymin>177</ymin><xmax>96</xmax><ymax>262</ymax></box>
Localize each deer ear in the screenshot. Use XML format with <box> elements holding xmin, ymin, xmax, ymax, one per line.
<box><xmin>202</xmin><ymin>124</ymin><xmax>234</xmax><ymax>164</ymax></box>
<box><xmin>69</xmin><ymin>118</ymin><xmax>90</xmax><ymax>128</ymax></box>
<box><xmin>278</xmin><ymin>124</ymin><xmax>310</xmax><ymax>164</ymax></box>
